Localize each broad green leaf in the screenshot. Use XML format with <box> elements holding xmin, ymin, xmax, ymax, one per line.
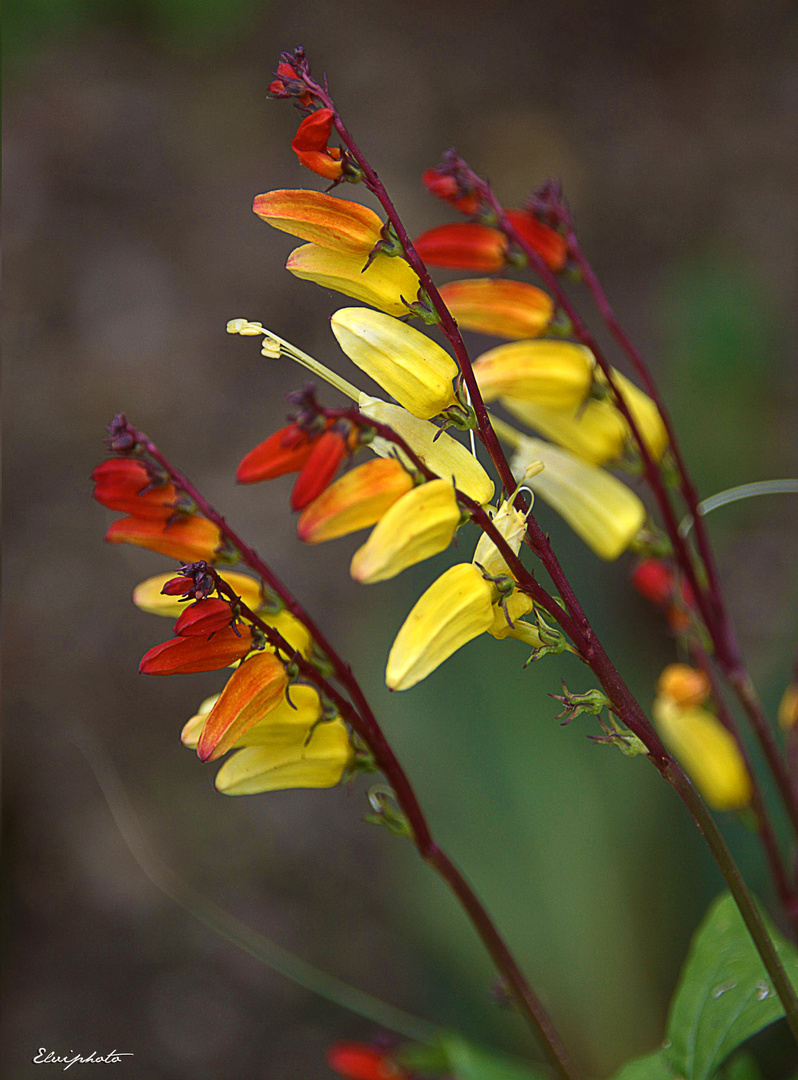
<box><xmin>612</xmin><ymin>1050</ymin><xmax>675</xmax><ymax>1080</ymax></box>
<box><xmin>722</xmin><ymin>1051</ymin><xmax>763</xmax><ymax>1080</ymax></box>
<box><xmin>666</xmin><ymin>893</ymin><xmax>798</xmax><ymax>1080</ymax></box>
<box><xmin>440</xmin><ymin>1034</ymin><xmax>550</xmax><ymax>1080</ymax></box>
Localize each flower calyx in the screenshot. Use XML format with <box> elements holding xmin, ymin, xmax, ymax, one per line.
<box><xmin>364</xmin><ymin>786</ymin><xmax>413</xmax><ymax>840</ymax></box>
<box><xmin>550</xmin><ymin>682</ymin><xmax>613</xmax><ymax>724</ymax></box>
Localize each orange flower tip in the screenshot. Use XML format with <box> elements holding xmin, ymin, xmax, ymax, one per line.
<box><xmin>413</xmin><ymin>222</ymin><xmax>506</xmax><ymax>272</ymax></box>
<box><xmin>174</xmin><ymin>598</ymin><xmax>234</xmax><ymax>637</ymax></box>
<box><xmin>252</xmin><ymin>190</ymin><xmax>382</xmax><ymax>254</ymax></box>
<box><xmin>290</xmin><ymin>430</ymin><xmax>348</xmax><ymax>511</ymax></box>
<box><xmin>236</xmin><ymin>424</ymin><xmax>314</xmax><ymax>484</ymax></box>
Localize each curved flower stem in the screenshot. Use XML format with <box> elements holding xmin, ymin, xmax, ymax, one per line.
<box><xmin>116</xmin><ymin>417</ymin><xmax>582</xmax><ymax>1080</ymax></box>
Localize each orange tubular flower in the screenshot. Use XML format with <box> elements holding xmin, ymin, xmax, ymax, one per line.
<box><xmin>413</xmin><ymin>222</ymin><xmax>507</xmax><ymax>272</ymax></box>
<box><xmin>105</xmin><ymin>514</ymin><xmax>223</xmax><ymax>562</ymax></box>
<box><xmin>437</xmin><ymin>278</ymin><xmax>554</xmax><ymax>339</ymax></box>
<box><xmin>236</xmin><ymin>424</ymin><xmax>315</xmax><ymax>484</ymax></box>
<box><xmin>139</xmin><ymin>625</ymin><xmax>254</xmax><ymax>675</ymax></box>
<box><xmin>92</xmin><ymin>459</ymin><xmax>178</xmax><ymax>519</ymax></box>
<box><xmin>173</xmin><ymin>598</ymin><xmax>235</xmax><ymax>637</ymax></box>
<box><xmin>252</xmin><ymin>190</ymin><xmax>382</xmax><ymax>254</ymax></box>
<box><xmin>196</xmin><ymin>651</ymin><xmax>289</xmax><ymax>762</ymax></box>
<box><xmin>290</xmin><ymin>429</ymin><xmax>348</xmax><ymax>511</ymax></box>
<box><xmin>297</xmin><ymin>458</ymin><xmax>414</xmax><ymax>543</ymax></box>
<box><xmin>506</xmin><ymin>209</ymin><xmax>567</xmax><ymax>272</ymax></box>
<box><xmin>291</xmin><ymin>109</ymin><xmax>344</xmax><ymax>181</ymax></box>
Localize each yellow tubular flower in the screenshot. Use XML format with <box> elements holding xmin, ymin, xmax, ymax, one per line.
<box><xmin>358</xmin><ymin>394</ymin><xmax>495</xmax><ymax>506</ymax></box>
<box><xmin>596</xmin><ymin>368</ymin><xmax>668</xmax><ymax>462</ymax></box>
<box><xmin>181</xmin><ymin>695</ymin><xmax>221</xmax><ymax>747</ymax></box>
<box><xmin>472</xmin><ymin>494</ymin><xmax>533</xmax><ymax>578</ymax></box>
<box><xmin>501</xmin><ymin>396</ymin><xmax>629</xmax><ymax>465</ymax></box>
<box><xmin>653</xmin><ymin>696</ymin><xmax>752</xmax><ymax>811</ymax></box>
<box><xmin>386</xmin><ymin>563</ymin><xmax>495</xmax><ymax>691</ymax></box>
<box><xmin>286</xmin><ymin>244</ymin><xmax>421</xmax><ymax>316</ymax></box>
<box><xmin>351</xmin><ymin>479</ymin><xmax>461</xmax><ymax>584</ymax></box>
<box><xmin>331</xmin><ymin>308</ymin><xmax>458</xmax><ymax>419</ymax></box>
<box><xmin>473</xmin><ymin>340</ymin><xmax>594</xmax><ymax>408</ymax></box>
<box><xmin>297</xmin><ymin>458</ymin><xmax>414</xmax><ymax>544</ymax></box>
<box><xmin>252</xmin><ymin>190</ymin><xmax>382</xmax><ymax>254</ymax></box>
<box><xmin>214</xmin><ymin>718</ymin><xmax>352</xmax><ymax>795</ymax></box>
<box><xmin>487</xmin><ymin>590</ymin><xmax>538</xmax><ymax>641</ymax></box>
<box><xmin>438</xmin><ymin>278</ymin><xmax>554</xmax><ymax>340</ymax></box>
<box><xmin>133</xmin><ymin>571</ymin><xmax>264</xmax><ymax>618</ymax></box>
<box><xmin>511</xmin><ymin>437</ymin><xmax>646</xmax><ymax>560</ymax></box>
<box><xmin>197</xmin><ymin>652</ymin><xmax>289</xmax><ymax>762</ymax></box>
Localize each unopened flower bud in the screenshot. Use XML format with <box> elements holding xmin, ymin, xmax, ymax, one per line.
<box><xmin>286</xmin><ymin>244</ymin><xmax>422</xmax><ymax>316</ymax></box>
<box><xmin>438</xmin><ymin>278</ymin><xmax>554</xmax><ymax>340</ymax></box>
<box><xmin>657</xmin><ymin>663</ymin><xmax>711</xmax><ymax>707</ymax></box>
<box><xmin>92</xmin><ymin>459</ymin><xmax>177</xmax><ymax>519</ymax></box>
<box><xmin>631</xmin><ymin>559</ymin><xmax>674</xmax><ymax>606</ymax></box>
<box><xmin>237</xmin><ymin>423</ymin><xmax>315</xmax><ymax>484</ymax></box>
<box><xmin>413</xmin><ymin>222</ymin><xmax>506</xmax><ymax>272</ymax></box>
<box><xmin>473</xmin><ymin>340</ymin><xmax>593</xmax><ymax>409</ymax></box>
<box><xmin>502</xmin><ymin>396</ymin><xmax>629</xmax><ymax>465</ymax></box>
<box><xmin>297</xmin><ymin>458</ymin><xmax>414</xmax><ymax>543</ymax></box>
<box><xmin>253</xmin><ymin>190</ymin><xmax>382</xmax><ymax>253</ymax></box>
<box><xmin>290</xmin><ymin>428</ymin><xmax>349</xmax><ymax>511</ymax></box>
<box><xmin>133</xmin><ymin>571</ymin><xmax>264</xmax><ymax>618</ymax></box>
<box><xmin>386</xmin><ymin>563</ymin><xmax>495</xmax><ymax>691</ymax></box>
<box><xmin>139</xmin><ymin>625</ymin><xmax>253</xmax><ymax>675</ymax></box>
<box><xmin>174</xmin><ymin>598</ymin><xmax>235</xmax><ymax>637</ymax></box>
<box><xmin>105</xmin><ymin>514</ymin><xmax>223</xmax><ymax>563</ymax></box>
<box><xmin>506</xmin><ymin>209</ymin><xmax>567</xmax><ymax>272</ymax></box>
<box><xmin>351</xmin><ymin>479</ymin><xmax>461</xmax><ymax>583</ymax></box>
<box><xmin>331</xmin><ymin>307</ymin><xmax>458</xmax><ymax>419</ymax></box>
<box><xmin>290</xmin><ymin>109</ymin><xmax>344</xmax><ymax>180</ymax></box>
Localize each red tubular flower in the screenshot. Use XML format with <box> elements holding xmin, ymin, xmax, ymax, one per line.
<box><xmin>139</xmin><ymin>625</ymin><xmax>254</xmax><ymax>675</ymax></box>
<box><xmin>422</xmin><ymin>167</ymin><xmax>480</xmax><ymax>215</ymax></box>
<box><xmin>291</xmin><ymin>109</ymin><xmax>344</xmax><ymax>181</ymax></box>
<box><xmin>291</xmin><ymin>429</ymin><xmax>348</xmax><ymax>511</ymax></box>
<box><xmin>631</xmin><ymin>558</ymin><xmax>674</xmax><ymax>607</ymax></box>
<box><xmin>92</xmin><ymin>459</ymin><xmax>178</xmax><ymax>519</ymax></box>
<box><xmin>326</xmin><ymin>1043</ymin><xmax>405</xmax><ymax>1080</ymax></box>
<box><xmin>237</xmin><ymin>424</ymin><xmax>315</xmax><ymax>484</ymax></box>
<box><xmin>105</xmin><ymin>514</ymin><xmax>223</xmax><ymax>562</ymax></box>
<box><xmin>506</xmin><ymin>209</ymin><xmax>567</xmax><ymax>273</ymax></box>
<box><xmin>413</xmin><ymin>222</ymin><xmax>507</xmax><ymax>271</ymax></box>
<box><xmin>174</xmin><ymin>598</ymin><xmax>235</xmax><ymax>637</ymax></box>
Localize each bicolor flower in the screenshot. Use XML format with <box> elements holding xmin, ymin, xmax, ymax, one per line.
<box><xmin>297</xmin><ymin>458</ymin><xmax>414</xmax><ymax>543</ymax></box>
<box><xmin>331</xmin><ymin>307</ymin><xmax>458</xmax><ymax>419</ymax></box>
<box><xmin>438</xmin><ymin>278</ymin><xmax>554</xmax><ymax>340</ymax></box>
<box><xmin>252</xmin><ymin>190</ymin><xmax>382</xmax><ymax>254</ymax></box>
<box><xmin>290</xmin><ymin>109</ymin><xmax>344</xmax><ymax>180</ymax></box>
<box><xmin>511</xmin><ymin>437</ymin><xmax>646</xmax><ymax>560</ymax></box>
<box><xmin>196</xmin><ymin>651</ymin><xmax>290</xmax><ymax>761</ymax></box>
<box><xmin>358</xmin><ymin>394</ymin><xmax>495</xmax><ymax>505</ymax></box>
<box><xmin>139</xmin><ymin>625</ymin><xmax>255</xmax><ymax>675</ymax></box>
<box><xmin>181</xmin><ymin>683</ymin><xmax>321</xmax><ymax>749</ymax></box>
<box><xmin>133</xmin><ymin>570</ymin><xmax>264</xmax><ymax>617</ymax></box>
<box><xmin>105</xmin><ymin>514</ymin><xmax>223</xmax><ymax>563</ymax></box>
<box><xmin>473</xmin><ymin>340</ymin><xmax>593</xmax><ymax>409</ymax></box>
<box><xmin>286</xmin><ymin>244</ymin><xmax>422</xmax><ymax>316</ymax></box>
<box><xmin>92</xmin><ymin>459</ymin><xmax>177</xmax><ymax>519</ymax></box>
<box><xmin>350</xmin><ymin>478</ymin><xmax>461</xmax><ymax>584</ymax></box>
<box><xmin>386</xmin><ymin>562</ymin><xmax>496</xmax><ymax>690</ymax></box>
<box><xmin>653</xmin><ymin>695</ymin><xmax>752</xmax><ymax>811</ymax></box>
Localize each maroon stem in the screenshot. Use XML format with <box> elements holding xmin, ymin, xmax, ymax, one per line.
<box><xmin>124</xmin><ymin>421</ymin><xmax>581</xmax><ymax>1080</ymax></box>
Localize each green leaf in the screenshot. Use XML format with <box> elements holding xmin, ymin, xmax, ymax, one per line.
<box><xmin>666</xmin><ymin>893</ymin><xmax>798</xmax><ymax>1080</ymax></box>
<box><xmin>611</xmin><ymin>1050</ymin><xmax>675</xmax><ymax>1080</ymax></box>
<box><xmin>439</xmin><ymin>1034</ymin><xmax>550</xmax><ymax>1080</ymax></box>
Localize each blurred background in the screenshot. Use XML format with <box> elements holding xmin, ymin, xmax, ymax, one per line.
<box><xmin>4</xmin><ymin>1</ymin><xmax>798</xmax><ymax>1077</ymax></box>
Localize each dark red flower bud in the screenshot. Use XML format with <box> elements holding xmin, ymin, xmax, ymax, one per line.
<box><xmin>161</xmin><ymin>575</ymin><xmax>195</xmax><ymax>596</ymax></box>
<box><xmin>422</xmin><ymin>167</ymin><xmax>480</xmax><ymax>215</ymax></box>
<box><xmin>326</xmin><ymin>1043</ymin><xmax>404</xmax><ymax>1080</ymax></box>
<box><xmin>237</xmin><ymin>424</ymin><xmax>315</xmax><ymax>484</ymax></box>
<box><xmin>139</xmin><ymin>626</ymin><xmax>253</xmax><ymax>675</ymax></box>
<box><xmin>631</xmin><ymin>559</ymin><xmax>673</xmax><ymax>607</ymax></box>
<box><xmin>269</xmin><ymin>61</ymin><xmax>313</xmax><ymax>105</ymax></box>
<box><xmin>506</xmin><ymin>209</ymin><xmax>567</xmax><ymax>273</ymax></box>
<box><xmin>92</xmin><ymin>459</ymin><xmax>178</xmax><ymax>519</ymax></box>
<box><xmin>290</xmin><ymin>429</ymin><xmax>348</xmax><ymax>511</ymax></box>
<box><xmin>174</xmin><ymin>598</ymin><xmax>235</xmax><ymax>637</ymax></box>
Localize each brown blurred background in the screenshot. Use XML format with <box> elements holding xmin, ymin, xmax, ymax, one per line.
<box><xmin>4</xmin><ymin>1</ymin><xmax>798</xmax><ymax>1077</ymax></box>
